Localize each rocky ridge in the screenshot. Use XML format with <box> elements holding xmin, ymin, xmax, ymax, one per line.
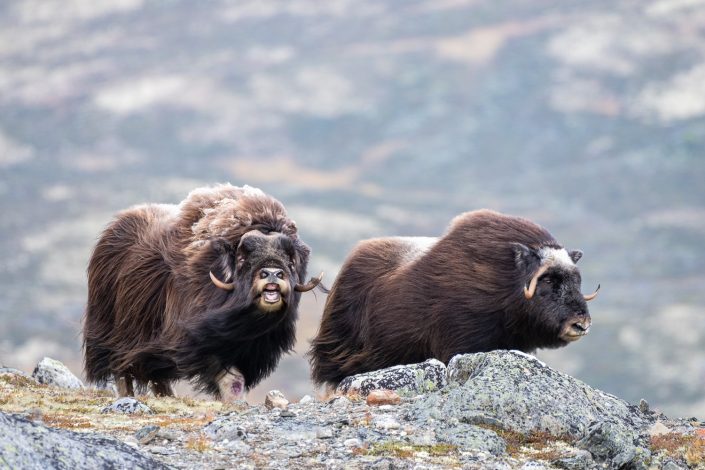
<box><xmin>1</xmin><ymin>351</ymin><xmax>703</xmax><ymax>469</ymax></box>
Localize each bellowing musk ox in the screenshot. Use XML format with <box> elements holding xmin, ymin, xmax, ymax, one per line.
<box><xmin>83</xmin><ymin>184</ymin><xmax>323</xmax><ymax>401</ymax></box>
<box><xmin>308</xmin><ymin>209</ymin><xmax>599</xmax><ymax>386</ymax></box>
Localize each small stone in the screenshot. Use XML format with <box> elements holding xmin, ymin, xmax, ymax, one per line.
<box><xmin>329</xmin><ymin>396</ymin><xmax>351</xmax><ymax>409</ymax></box>
<box><xmin>366</xmin><ymin>390</ymin><xmax>401</xmax><ymax>406</ymax></box>
<box><xmin>101</xmin><ymin>397</ymin><xmax>153</xmax><ymax>414</ymax></box>
<box><xmin>409</xmin><ymin>430</ymin><xmax>436</xmax><ymax>446</ymax></box>
<box><xmin>553</xmin><ymin>449</ymin><xmax>595</xmax><ymax>470</ymax></box>
<box><xmin>156</xmin><ymin>429</ymin><xmax>179</xmax><ymax>441</ymax></box>
<box><xmin>343</xmin><ymin>438</ymin><xmax>361</xmax><ymax>447</ymax></box>
<box><xmin>135</xmin><ymin>425</ymin><xmax>160</xmax><ymax>445</ymax></box>
<box><xmin>227</xmin><ymin>440</ymin><xmax>252</xmax><ymax>454</ymax></box>
<box><xmin>148</xmin><ymin>446</ymin><xmax>174</xmax><ymax>455</ymax></box>
<box><xmin>299</xmin><ymin>395</ymin><xmax>315</xmax><ymax>405</ymax></box>
<box><xmin>648</xmin><ymin>421</ymin><xmax>671</xmax><ymax>437</ymax></box>
<box><xmin>31</xmin><ymin>357</ymin><xmax>83</xmax><ymax>390</ymax></box>
<box><xmin>639</xmin><ymin>399</ymin><xmax>650</xmax><ymax>413</ymax></box>
<box><xmin>264</xmin><ymin>390</ymin><xmax>289</xmax><ymax>410</ymax></box>
<box><xmin>122</xmin><ymin>436</ymin><xmax>139</xmax><ymax>449</ymax></box>
<box><xmin>203</xmin><ymin>419</ymin><xmax>247</xmax><ymax>441</ymax></box>
<box><xmin>661</xmin><ymin>460</ymin><xmax>687</xmax><ymax>470</ymax></box>
<box><xmin>279</xmin><ymin>410</ymin><xmax>296</xmax><ymax>418</ymax></box>
<box><xmin>373</xmin><ymin>414</ymin><xmax>400</xmax><ymax>430</ymax></box>
<box><xmin>316</xmin><ymin>427</ymin><xmax>334</xmax><ymax>439</ymax></box>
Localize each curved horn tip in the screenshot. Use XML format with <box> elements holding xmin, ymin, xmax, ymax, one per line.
<box><xmin>523</xmin><ymin>285</ymin><xmax>533</xmax><ymax>300</ymax></box>
<box><xmin>210</xmin><ymin>271</ymin><xmax>235</xmax><ymax>291</ymax></box>
<box><xmin>294</xmin><ymin>271</ymin><xmax>324</xmax><ymax>293</ymax></box>
<box><xmin>583</xmin><ymin>283</ymin><xmax>601</xmax><ymax>301</ymax></box>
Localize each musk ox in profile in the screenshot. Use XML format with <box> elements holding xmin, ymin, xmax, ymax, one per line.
<box><xmin>83</xmin><ymin>184</ymin><xmax>322</xmax><ymax>401</ymax></box>
<box><xmin>309</xmin><ymin>209</ymin><xmax>599</xmax><ymax>386</ymax></box>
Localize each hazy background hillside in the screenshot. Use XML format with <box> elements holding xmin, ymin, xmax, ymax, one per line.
<box><xmin>1</xmin><ymin>0</ymin><xmax>704</xmax><ymax>417</ymax></box>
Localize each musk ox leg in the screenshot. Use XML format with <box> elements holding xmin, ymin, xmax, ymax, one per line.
<box><xmin>115</xmin><ymin>373</ymin><xmax>134</xmax><ymax>397</ymax></box>
<box><xmin>216</xmin><ymin>367</ymin><xmax>246</xmax><ymax>402</ymax></box>
<box><xmin>150</xmin><ymin>380</ymin><xmax>175</xmax><ymax>397</ymax></box>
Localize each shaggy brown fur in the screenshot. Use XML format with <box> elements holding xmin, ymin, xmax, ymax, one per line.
<box><xmin>83</xmin><ymin>184</ymin><xmax>314</xmax><ymax>398</ymax></box>
<box><xmin>309</xmin><ymin>209</ymin><xmax>596</xmax><ymax>386</ymax></box>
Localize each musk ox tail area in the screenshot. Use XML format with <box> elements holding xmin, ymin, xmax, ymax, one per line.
<box><xmin>83</xmin><ymin>205</ymin><xmax>173</xmax><ymax>386</ymax></box>
<box><xmin>308</xmin><ymin>238</ymin><xmax>431</xmax><ymax>386</ymax></box>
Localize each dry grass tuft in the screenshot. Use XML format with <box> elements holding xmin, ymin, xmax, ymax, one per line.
<box><xmin>184</xmin><ymin>433</ymin><xmax>212</xmax><ymax>452</ymax></box>
<box><xmin>0</xmin><ymin>374</ymin><xmax>39</xmax><ymax>388</ymax></box>
<box><xmin>42</xmin><ymin>413</ymin><xmax>93</xmax><ymax>429</ymax></box>
<box><xmin>360</xmin><ymin>441</ymin><xmax>457</xmax><ymax>459</ymax></box>
<box><xmin>651</xmin><ymin>432</ymin><xmax>705</xmax><ymax>466</ymax></box>
<box><xmin>156</xmin><ymin>412</ymin><xmax>215</xmax><ymax>431</ymax></box>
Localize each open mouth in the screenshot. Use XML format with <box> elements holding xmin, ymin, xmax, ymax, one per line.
<box><xmin>561</xmin><ymin>317</ymin><xmax>591</xmax><ymax>341</ymax></box>
<box><xmin>261</xmin><ymin>283</ymin><xmax>282</xmax><ymax>304</ymax></box>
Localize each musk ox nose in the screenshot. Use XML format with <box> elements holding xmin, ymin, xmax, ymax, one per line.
<box><xmin>259</xmin><ymin>268</ymin><xmax>285</xmax><ymax>282</ymax></box>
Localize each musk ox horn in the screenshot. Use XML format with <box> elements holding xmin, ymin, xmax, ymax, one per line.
<box><xmin>583</xmin><ymin>284</ymin><xmax>600</xmax><ymax>301</ymax></box>
<box><xmin>295</xmin><ymin>271</ymin><xmax>324</xmax><ymax>293</ymax></box>
<box><xmin>209</xmin><ymin>271</ymin><xmax>235</xmax><ymax>291</ymax></box>
<box><xmin>523</xmin><ymin>264</ymin><xmax>550</xmax><ymax>300</ymax></box>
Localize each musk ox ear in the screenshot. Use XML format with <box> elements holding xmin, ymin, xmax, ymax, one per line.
<box><xmin>569</xmin><ymin>249</ymin><xmax>583</xmax><ymax>264</ymax></box>
<box><xmin>210</xmin><ymin>237</ymin><xmax>232</xmax><ymax>256</ymax></box>
<box><xmin>209</xmin><ymin>237</ymin><xmax>235</xmax><ymax>279</ymax></box>
<box><xmin>511</xmin><ymin>243</ymin><xmax>539</xmax><ymax>269</ymax></box>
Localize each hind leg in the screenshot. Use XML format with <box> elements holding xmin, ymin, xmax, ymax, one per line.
<box><xmin>150</xmin><ymin>380</ymin><xmax>174</xmax><ymax>397</ymax></box>
<box><xmin>115</xmin><ymin>372</ymin><xmax>134</xmax><ymax>397</ymax></box>
<box><xmin>216</xmin><ymin>367</ymin><xmax>246</xmax><ymax>402</ymax></box>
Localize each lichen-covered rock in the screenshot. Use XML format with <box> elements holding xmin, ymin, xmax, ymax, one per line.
<box><xmin>575</xmin><ymin>420</ymin><xmax>650</xmax><ymax>469</ymax></box>
<box><xmin>337</xmin><ymin>358</ymin><xmax>447</xmax><ymax>397</ymax></box>
<box><xmin>0</xmin><ymin>411</ymin><xmax>168</xmax><ymax>469</ymax></box>
<box><xmin>203</xmin><ymin>417</ymin><xmax>248</xmax><ymax>441</ymax></box>
<box><xmin>435</xmin><ymin>423</ymin><xmax>507</xmax><ymax>456</ymax></box>
<box><xmin>102</xmin><ymin>397</ymin><xmax>153</xmax><ymax>414</ymax></box>
<box><xmin>31</xmin><ymin>357</ymin><xmax>83</xmax><ymax>389</ymax></box>
<box><xmin>434</xmin><ymin>350</ymin><xmax>653</xmax><ymax>468</ymax></box>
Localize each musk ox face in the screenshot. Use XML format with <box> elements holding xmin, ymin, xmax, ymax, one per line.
<box><xmin>514</xmin><ymin>244</ymin><xmax>598</xmax><ymax>347</ymax></box>
<box><xmin>210</xmin><ymin>230</ymin><xmax>322</xmax><ymax>314</ymax></box>
<box><xmin>236</xmin><ymin>230</ymin><xmax>298</xmax><ymax>313</ymax></box>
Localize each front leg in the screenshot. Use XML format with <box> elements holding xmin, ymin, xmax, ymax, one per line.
<box><xmin>216</xmin><ymin>367</ymin><xmax>246</xmax><ymax>402</ymax></box>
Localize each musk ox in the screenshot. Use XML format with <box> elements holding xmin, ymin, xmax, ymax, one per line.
<box><xmin>308</xmin><ymin>209</ymin><xmax>599</xmax><ymax>386</ymax></box>
<box><xmin>83</xmin><ymin>184</ymin><xmax>323</xmax><ymax>401</ymax></box>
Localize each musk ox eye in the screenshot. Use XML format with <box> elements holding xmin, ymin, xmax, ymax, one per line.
<box><xmin>259</xmin><ymin>271</ymin><xmax>268</xmax><ymax>279</ymax></box>
<box><xmin>276</xmin><ymin>271</ymin><xmax>284</xmax><ymax>279</ymax></box>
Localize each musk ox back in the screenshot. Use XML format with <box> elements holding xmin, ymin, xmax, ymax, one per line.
<box><xmin>83</xmin><ymin>184</ymin><xmax>322</xmax><ymax>401</ymax></box>
<box><xmin>308</xmin><ymin>209</ymin><xmax>599</xmax><ymax>387</ymax></box>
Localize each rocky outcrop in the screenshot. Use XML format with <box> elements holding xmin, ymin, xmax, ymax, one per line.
<box><xmin>0</xmin><ymin>411</ymin><xmax>168</xmax><ymax>469</ymax></box>
<box><xmin>1</xmin><ymin>351</ymin><xmax>701</xmax><ymax>469</ymax></box>
<box><xmin>334</xmin><ymin>350</ymin><xmax>660</xmax><ymax>469</ymax></box>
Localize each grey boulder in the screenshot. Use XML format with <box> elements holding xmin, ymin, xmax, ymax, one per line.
<box><xmin>31</xmin><ymin>357</ymin><xmax>83</xmax><ymax>390</ymax></box>
<box><xmin>424</xmin><ymin>350</ymin><xmax>653</xmax><ymax>468</ymax></box>
<box><xmin>102</xmin><ymin>397</ymin><xmax>154</xmax><ymax>414</ymax></box>
<box><xmin>0</xmin><ymin>411</ymin><xmax>169</xmax><ymax>470</ymax></box>
<box><xmin>337</xmin><ymin>358</ymin><xmax>447</xmax><ymax>397</ymax></box>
